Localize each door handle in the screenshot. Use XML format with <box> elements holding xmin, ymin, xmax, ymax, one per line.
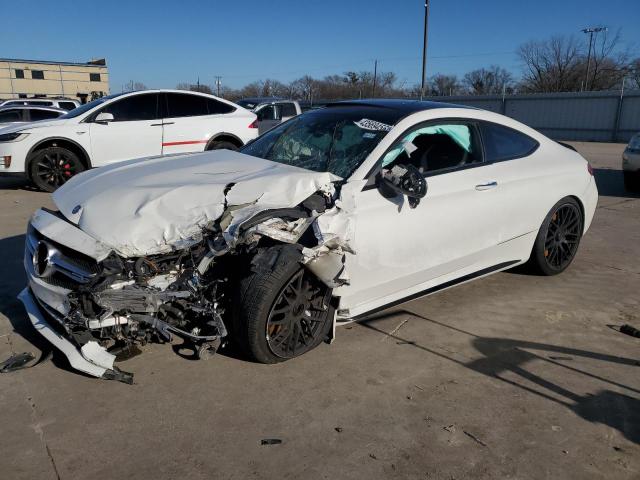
<box><xmin>150</xmin><ymin>122</ymin><xmax>174</xmax><ymax>126</ymax></box>
<box><xmin>475</xmin><ymin>181</ymin><xmax>498</xmax><ymax>191</ymax></box>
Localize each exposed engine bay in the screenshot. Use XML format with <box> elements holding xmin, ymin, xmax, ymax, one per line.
<box><xmin>21</xmin><ymin>151</ymin><xmax>356</xmax><ymax>383</ymax></box>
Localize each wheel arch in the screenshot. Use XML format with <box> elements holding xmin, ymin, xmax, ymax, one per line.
<box><xmin>205</xmin><ymin>132</ymin><xmax>244</xmax><ymax>150</ymax></box>
<box><xmin>26</xmin><ymin>137</ymin><xmax>92</xmax><ymax>174</ymax></box>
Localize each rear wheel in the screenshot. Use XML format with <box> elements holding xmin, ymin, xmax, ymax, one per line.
<box><xmin>29</xmin><ymin>146</ymin><xmax>85</xmax><ymax>192</ymax></box>
<box><xmin>527</xmin><ymin>197</ymin><xmax>583</xmax><ymax>276</ymax></box>
<box><xmin>233</xmin><ymin>245</ymin><xmax>333</xmax><ymax>363</ymax></box>
<box><xmin>208</xmin><ymin>140</ymin><xmax>238</xmax><ymax>151</ymax></box>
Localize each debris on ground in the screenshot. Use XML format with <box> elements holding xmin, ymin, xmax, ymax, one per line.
<box><xmin>0</xmin><ymin>352</ymin><xmax>36</xmax><ymax>373</ymax></box>
<box><xmin>260</xmin><ymin>438</ymin><xmax>282</xmax><ymax>445</ymax></box>
<box><xmin>463</xmin><ymin>430</ymin><xmax>487</xmax><ymax>447</ymax></box>
<box><xmin>620</xmin><ymin>324</ymin><xmax>640</xmax><ymax>338</ymax></box>
<box><xmin>443</xmin><ymin>424</ymin><xmax>456</xmax><ymax>433</ymax></box>
<box><xmin>334</xmin><ymin>427</ymin><xmax>343</xmax><ymax>433</ymax></box>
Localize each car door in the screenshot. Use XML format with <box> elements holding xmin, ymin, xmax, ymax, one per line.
<box><xmin>338</xmin><ymin>120</ymin><xmax>506</xmax><ymax>313</ymax></box>
<box><xmin>88</xmin><ymin>92</ymin><xmax>162</xmax><ymax>166</ymax></box>
<box><xmin>477</xmin><ymin>121</ymin><xmax>545</xmax><ymax>243</ymax></box>
<box><xmin>256</xmin><ymin>104</ymin><xmax>281</xmax><ymax>134</ymax></box>
<box><xmin>160</xmin><ymin>92</ymin><xmax>230</xmax><ymax>154</ymax></box>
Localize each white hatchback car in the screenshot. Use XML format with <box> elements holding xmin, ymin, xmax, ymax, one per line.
<box><xmin>0</xmin><ymin>89</ymin><xmax>258</xmax><ymax>191</ymax></box>
<box><xmin>19</xmin><ymin>100</ymin><xmax>597</xmax><ymax>382</ymax></box>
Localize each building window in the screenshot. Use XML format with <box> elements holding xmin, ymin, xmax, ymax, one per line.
<box><xmin>15</xmin><ymin>69</ymin><xmax>24</xmax><ymax>79</ymax></box>
<box><xmin>31</xmin><ymin>70</ymin><xmax>44</xmax><ymax>80</ymax></box>
<box><xmin>90</xmin><ymin>73</ymin><xmax>101</xmax><ymax>82</ymax></box>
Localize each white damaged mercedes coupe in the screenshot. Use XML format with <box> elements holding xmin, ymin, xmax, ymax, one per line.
<box><xmin>19</xmin><ymin>100</ymin><xmax>598</xmax><ymax>382</ymax></box>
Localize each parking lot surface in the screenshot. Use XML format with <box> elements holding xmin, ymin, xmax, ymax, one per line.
<box><xmin>0</xmin><ymin>142</ymin><xmax>638</xmax><ymax>480</ymax></box>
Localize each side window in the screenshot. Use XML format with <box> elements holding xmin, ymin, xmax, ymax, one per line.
<box><xmin>382</xmin><ymin>122</ymin><xmax>482</xmax><ymax>174</ymax></box>
<box><xmin>280</xmin><ymin>102</ymin><xmax>297</xmax><ymax>117</ymax></box>
<box><xmin>29</xmin><ymin>101</ymin><xmax>53</xmax><ymax>106</ymax></box>
<box><xmin>31</xmin><ymin>70</ymin><xmax>44</xmax><ymax>80</ymax></box>
<box><xmin>481</xmin><ymin>122</ymin><xmax>538</xmax><ymax>162</ymax></box>
<box><xmin>15</xmin><ymin>69</ymin><xmax>24</xmax><ymax>79</ymax></box>
<box><xmin>256</xmin><ymin>105</ymin><xmax>276</xmax><ymax>121</ymax></box>
<box><xmin>206</xmin><ymin>98</ymin><xmax>235</xmax><ymax>114</ymax></box>
<box><xmin>99</xmin><ymin>93</ymin><xmax>158</xmax><ymax>121</ymax></box>
<box><xmin>165</xmin><ymin>93</ymin><xmax>209</xmax><ymax>117</ymax></box>
<box><xmin>29</xmin><ymin>109</ymin><xmax>62</xmax><ymax>121</ymax></box>
<box><xmin>89</xmin><ymin>73</ymin><xmax>101</xmax><ymax>82</ymax></box>
<box><xmin>0</xmin><ymin>110</ymin><xmax>23</xmax><ymax>122</ymax></box>
<box><xmin>59</xmin><ymin>102</ymin><xmax>77</xmax><ymax>111</ymax></box>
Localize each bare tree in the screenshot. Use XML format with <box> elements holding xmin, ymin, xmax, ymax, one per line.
<box><xmin>518</xmin><ymin>35</ymin><xmax>583</xmax><ymax>92</ymax></box>
<box><xmin>123</xmin><ymin>81</ymin><xmax>147</xmax><ymax>92</ymax></box>
<box><xmin>463</xmin><ymin>65</ymin><xmax>514</xmax><ymax>94</ymax></box>
<box><xmin>428</xmin><ymin>74</ymin><xmax>461</xmax><ymax>96</ymax></box>
<box><xmin>582</xmin><ymin>28</ymin><xmax>628</xmax><ymax>90</ymax></box>
<box><xmin>176</xmin><ymin>82</ymin><xmax>213</xmax><ymax>94</ymax></box>
<box><xmin>630</xmin><ymin>58</ymin><xmax>640</xmax><ymax>89</ymax></box>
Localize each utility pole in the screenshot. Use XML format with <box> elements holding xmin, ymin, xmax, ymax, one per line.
<box><xmin>372</xmin><ymin>59</ymin><xmax>378</xmax><ymax>97</ymax></box>
<box><xmin>214</xmin><ymin>76</ymin><xmax>222</xmax><ymax>96</ymax></box>
<box><xmin>581</xmin><ymin>26</ymin><xmax>607</xmax><ymax>91</ymax></box>
<box><xmin>420</xmin><ymin>0</ymin><xmax>430</xmax><ymax>100</ymax></box>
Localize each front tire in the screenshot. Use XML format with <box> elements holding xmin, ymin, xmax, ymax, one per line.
<box><xmin>233</xmin><ymin>245</ymin><xmax>333</xmax><ymax>363</ymax></box>
<box><xmin>527</xmin><ymin>197</ymin><xmax>583</xmax><ymax>276</ymax></box>
<box><xmin>28</xmin><ymin>146</ymin><xmax>85</xmax><ymax>192</ymax></box>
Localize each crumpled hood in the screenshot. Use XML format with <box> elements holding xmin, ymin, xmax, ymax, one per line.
<box><xmin>52</xmin><ymin>150</ymin><xmax>340</xmax><ymax>257</ymax></box>
<box><xmin>0</xmin><ymin>118</ymin><xmax>69</xmax><ymax>134</ymax></box>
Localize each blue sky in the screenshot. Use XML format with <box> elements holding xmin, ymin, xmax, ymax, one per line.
<box><xmin>2</xmin><ymin>0</ymin><xmax>639</xmax><ymax>91</ymax></box>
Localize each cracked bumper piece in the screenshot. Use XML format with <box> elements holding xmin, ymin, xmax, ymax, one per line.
<box><xmin>18</xmin><ymin>288</ymin><xmax>133</xmax><ymax>383</ymax></box>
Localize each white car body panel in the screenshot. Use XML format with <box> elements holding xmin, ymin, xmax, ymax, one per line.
<box><xmin>89</xmin><ymin>119</ymin><xmax>162</xmax><ymax>165</ymax></box>
<box><xmin>52</xmin><ymin>150</ymin><xmax>340</xmax><ymax>257</ymax></box>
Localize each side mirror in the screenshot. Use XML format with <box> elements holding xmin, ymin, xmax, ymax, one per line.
<box><xmin>94</xmin><ymin>112</ymin><xmax>114</xmax><ymax>124</ymax></box>
<box><xmin>377</xmin><ymin>163</ymin><xmax>427</xmax><ymax>208</ymax></box>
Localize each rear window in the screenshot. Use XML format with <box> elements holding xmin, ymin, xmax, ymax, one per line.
<box><xmin>280</xmin><ymin>102</ymin><xmax>297</xmax><ymax>117</ymax></box>
<box><xmin>481</xmin><ymin>122</ymin><xmax>538</xmax><ymax>162</ymax></box>
<box><xmin>29</xmin><ymin>109</ymin><xmax>62</xmax><ymax>121</ymax></box>
<box><xmin>58</xmin><ymin>102</ymin><xmax>77</xmax><ymax>111</ymax></box>
<box><xmin>0</xmin><ymin>110</ymin><xmax>22</xmax><ymax>122</ymax></box>
<box><xmin>166</xmin><ymin>93</ymin><xmax>208</xmax><ymax>117</ymax></box>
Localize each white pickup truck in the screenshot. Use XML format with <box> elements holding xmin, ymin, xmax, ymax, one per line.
<box><xmin>236</xmin><ymin>97</ymin><xmax>302</xmax><ymax>134</ymax></box>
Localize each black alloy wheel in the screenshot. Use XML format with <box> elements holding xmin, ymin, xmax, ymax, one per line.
<box><xmin>266</xmin><ymin>269</ymin><xmax>332</xmax><ymax>359</ymax></box>
<box><xmin>543</xmin><ymin>202</ymin><xmax>582</xmax><ymax>271</ymax></box>
<box><xmin>29</xmin><ymin>146</ymin><xmax>84</xmax><ymax>192</ymax></box>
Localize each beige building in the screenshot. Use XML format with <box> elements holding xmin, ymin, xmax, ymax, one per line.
<box><xmin>0</xmin><ymin>57</ymin><xmax>109</xmax><ymax>103</ymax></box>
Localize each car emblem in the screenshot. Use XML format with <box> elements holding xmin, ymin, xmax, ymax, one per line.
<box><xmin>32</xmin><ymin>241</ymin><xmax>56</xmax><ymax>278</ymax></box>
<box><xmin>72</xmin><ymin>205</ymin><xmax>82</xmax><ymax>214</ymax></box>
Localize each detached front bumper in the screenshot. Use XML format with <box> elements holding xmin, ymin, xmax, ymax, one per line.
<box><xmin>18</xmin><ymin>288</ymin><xmax>131</xmax><ymax>381</ymax></box>
<box><xmin>20</xmin><ymin>209</ymin><xmax>133</xmax><ymax>382</ymax></box>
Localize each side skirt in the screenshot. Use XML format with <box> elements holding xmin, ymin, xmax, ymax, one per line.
<box><xmin>348</xmin><ymin>260</ymin><xmax>520</xmax><ymax>322</ymax></box>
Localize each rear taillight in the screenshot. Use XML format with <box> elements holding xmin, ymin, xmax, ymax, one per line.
<box><xmin>587</xmin><ymin>163</ymin><xmax>594</xmax><ymax>176</ymax></box>
<box><xmin>248</xmin><ymin>119</ymin><xmax>258</xmax><ymax>129</ymax></box>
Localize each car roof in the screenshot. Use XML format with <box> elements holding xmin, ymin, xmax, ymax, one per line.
<box><xmin>238</xmin><ymin>97</ymin><xmax>291</xmax><ymax>103</ymax></box>
<box><xmin>327</xmin><ymin>98</ymin><xmax>472</xmax><ymax>115</ymax></box>
<box><xmin>0</xmin><ymin>105</ymin><xmax>66</xmax><ymax>112</ymax></box>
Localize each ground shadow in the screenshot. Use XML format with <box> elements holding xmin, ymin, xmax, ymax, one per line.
<box><xmin>593</xmin><ymin>168</ymin><xmax>640</xmax><ymax>199</ymax></box>
<box><xmin>358</xmin><ymin>309</ymin><xmax>640</xmax><ymax>444</ymax></box>
<box><xmin>0</xmin><ymin>177</ymin><xmax>38</xmax><ymax>192</ymax></box>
